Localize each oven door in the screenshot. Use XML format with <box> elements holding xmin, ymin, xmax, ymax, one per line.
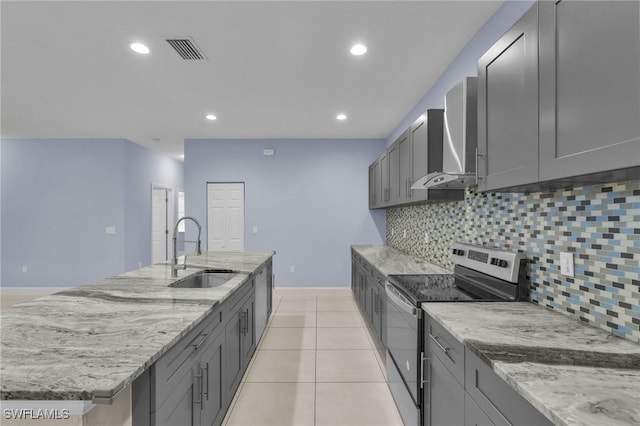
<box><xmin>385</xmin><ymin>282</ymin><xmax>421</xmax><ymax>425</ymax></box>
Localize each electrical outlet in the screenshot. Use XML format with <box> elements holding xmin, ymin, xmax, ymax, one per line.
<box><xmin>22</xmin><ymin>265</ymin><xmax>28</xmax><ymax>273</ymax></box>
<box><xmin>138</xmin><ymin>262</ymin><xmax>142</xmax><ymax>268</ymax></box>
<box><xmin>403</xmin><ymin>230</ymin><xmax>407</xmax><ymax>239</ymax></box>
<box><xmin>391</xmin><ymin>228</ymin><xmax>395</xmax><ymax>237</ymax></box>
<box><xmin>424</xmin><ymin>232</ymin><xmax>429</xmax><ymax>244</ymax></box>
<box><xmin>252</xmin><ymin>226</ymin><xmax>259</xmax><ymax>234</ymax></box>
<box><xmin>105</xmin><ymin>226</ymin><xmax>116</xmax><ymax>235</ymax></box>
<box><xmin>289</xmin><ymin>265</ymin><xmax>295</xmax><ymax>273</ymax></box>
<box><xmin>559</xmin><ymin>252</ymin><xmax>574</xmax><ymax>277</ymax></box>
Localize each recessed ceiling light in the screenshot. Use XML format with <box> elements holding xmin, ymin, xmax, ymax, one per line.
<box><xmin>336</xmin><ymin>113</ymin><xmax>347</xmax><ymax>121</ymax></box>
<box><xmin>205</xmin><ymin>114</ymin><xmax>217</xmax><ymax>121</ymax></box>
<box><xmin>350</xmin><ymin>44</ymin><xmax>367</xmax><ymax>56</ymax></box>
<box><xmin>130</xmin><ymin>42</ymin><xmax>150</xmax><ymax>54</ymax></box>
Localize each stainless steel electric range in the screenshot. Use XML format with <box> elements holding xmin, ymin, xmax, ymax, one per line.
<box><xmin>385</xmin><ymin>242</ymin><xmax>527</xmax><ymax>426</ymax></box>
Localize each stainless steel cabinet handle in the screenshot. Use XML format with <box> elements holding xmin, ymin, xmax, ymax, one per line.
<box><xmin>420</xmin><ymin>352</ymin><xmax>428</xmax><ymax>389</ymax></box>
<box><xmin>429</xmin><ymin>333</ymin><xmax>449</xmax><ymax>355</ymax></box>
<box><xmin>194</xmin><ymin>369</ymin><xmax>203</xmax><ymax>405</ymax></box>
<box><xmin>191</xmin><ymin>333</ymin><xmax>209</xmax><ymax>351</ymax></box>
<box><xmin>475</xmin><ymin>147</ymin><xmax>484</xmax><ymax>182</ymax></box>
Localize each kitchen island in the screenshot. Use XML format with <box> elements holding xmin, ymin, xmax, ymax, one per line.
<box><xmin>0</xmin><ymin>250</ymin><xmax>274</xmax><ymax>425</ymax></box>
<box><xmin>423</xmin><ymin>302</ymin><xmax>640</xmax><ymax>426</ymax></box>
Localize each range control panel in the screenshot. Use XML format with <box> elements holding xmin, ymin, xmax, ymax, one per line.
<box><xmin>451</xmin><ymin>242</ymin><xmax>526</xmax><ymax>283</ymax></box>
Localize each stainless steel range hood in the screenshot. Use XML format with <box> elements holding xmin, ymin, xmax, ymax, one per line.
<box><xmin>412</xmin><ymin>77</ymin><xmax>478</xmax><ymax>190</ymax></box>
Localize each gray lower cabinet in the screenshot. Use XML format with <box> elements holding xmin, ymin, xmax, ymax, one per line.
<box><xmin>422</xmin><ymin>312</ymin><xmax>552</xmax><ymax>426</ymax></box>
<box><xmin>465</xmin><ymin>347</ymin><xmax>552</xmax><ymax>426</ymax></box>
<box><xmin>223</xmin><ymin>281</ymin><xmax>255</xmax><ymax>406</ymax></box>
<box><xmin>464</xmin><ymin>393</ymin><xmax>493</xmax><ymax>426</ymax></box>
<box><xmin>477</xmin><ymin>3</ymin><xmax>539</xmax><ymax>192</ymax></box>
<box><xmin>135</xmin><ymin>274</ymin><xmax>264</xmax><ymax>426</ymax></box>
<box><xmin>425</xmin><ymin>351</ymin><xmax>465</xmax><ymax>426</ymax></box>
<box><xmin>254</xmin><ymin>260</ymin><xmax>272</xmax><ymax>342</ymax></box>
<box><xmin>351</xmin><ymin>251</ymin><xmax>387</xmax><ymax>355</ymax></box>
<box><xmin>538</xmin><ymin>0</ymin><xmax>640</xmax><ymax>183</ymax></box>
<box><xmin>153</xmin><ymin>309</ymin><xmax>225</xmax><ymax>426</ymax></box>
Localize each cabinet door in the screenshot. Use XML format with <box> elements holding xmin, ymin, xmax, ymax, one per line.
<box><xmin>368</xmin><ymin>163</ymin><xmax>377</xmax><ymax>209</ymax></box>
<box><xmin>465</xmin><ymin>348</ymin><xmax>552</xmax><ymax>426</ymax></box>
<box><xmin>198</xmin><ymin>335</ymin><xmax>224</xmax><ymax>426</ymax></box>
<box><xmin>240</xmin><ymin>296</ymin><xmax>255</xmax><ymax>370</ymax></box>
<box><xmin>425</xmin><ymin>351</ymin><xmax>465</xmax><ymax>426</ymax></box>
<box><xmin>398</xmin><ymin>131</ymin><xmax>413</xmax><ymax>202</ymax></box>
<box><xmin>539</xmin><ymin>0</ymin><xmax>640</xmax><ymax>182</ymax></box>
<box><xmin>465</xmin><ymin>392</ymin><xmax>494</xmax><ymax>426</ymax></box>
<box><xmin>388</xmin><ymin>140</ymin><xmax>401</xmax><ymax>205</ymax></box>
<box><xmin>266</xmin><ymin>262</ymin><xmax>273</xmax><ymax>318</ymax></box>
<box><xmin>478</xmin><ymin>4</ymin><xmax>539</xmax><ymax>191</ymax></box>
<box><xmin>155</xmin><ymin>364</ymin><xmax>196</xmax><ymax>426</ymax></box>
<box><xmin>379</xmin><ymin>151</ymin><xmax>390</xmax><ymax>205</ymax></box>
<box><xmin>223</xmin><ymin>311</ymin><xmax>242</xmax><ymax>403</ymax></box>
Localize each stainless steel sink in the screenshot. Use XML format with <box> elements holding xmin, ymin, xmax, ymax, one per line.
<box><xmin>169</xmin><ymin>269</ymin><xmax>238</xmax><ymax>288</ymax></box>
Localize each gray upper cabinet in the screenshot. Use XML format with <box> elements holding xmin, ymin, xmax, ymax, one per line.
<box><xmin>538</xmin><ymin>0</ymin><xmax>640</xmax><ymax>183</ymax></box>
<box><xmin>399</xmin><ymin>129</ymin><xmax>412</xmax><ymax>202</ymax></box>
<box><xmin>478</xmin><ymin>3</ymin><xmax>539</xmax><ymax>192</ymax></box>
<box><xmin>478</xmin><ymin>0</ymin><xmax>640</xmax><ymax>192</ymax></box>
<box><xmin>369</xmin><ymin>109</ymin><xmax>462</xmax><ymax>209</ymax></box>
<box><xmin>380</xmin><ymin>151</ymin><xmax>390</xmax><ymax>205</ymax></box>
<box><xmin>388</xmin><ymin>138</ymin><xmax>402</xmax><ymax>205</ymax></box>
<box><xmin>368</xmin><ymin>163</ymin><xmax>377</xmax><ymax>209</ymax></box>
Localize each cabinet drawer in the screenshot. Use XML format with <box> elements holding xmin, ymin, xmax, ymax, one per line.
<box><xmin>465</xmin><ymin>348</ymin><xmax>552</xmax><ymax>426</ymax></box>
<box><xmin>154</xmin><ymin>307</ymin><xmax>222</xmax><ymax>408</ymax></box>
<box><xmin>221</xmin><ymin>278</ymin><xmax>254</xmax><ymax>322</ymax></box>
<box><xmin>424</xmin><ymin>316</ymin><xmax>465</xmax><ymax>386</ymax></box>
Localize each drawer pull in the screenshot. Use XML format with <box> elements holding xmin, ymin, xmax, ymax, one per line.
<box><xmin>191</xmin><ymin>333</ymin><xmax>209</xmax><ymax>351</ymax></box>
<box><xmin>429</xmin><ymin>333</ymin><xmax>449</xmax><ymax>355</ymax></box>
<box><xmin>194</xmin><ymin>369</ymin><xmax>203</xmax><ymax>405</ymax></box>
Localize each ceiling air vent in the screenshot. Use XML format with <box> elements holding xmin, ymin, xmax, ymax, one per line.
<box><xmin>166</xmin><ymin>37</ymin><xmax>206</xmax><ymax>60</ymax></box>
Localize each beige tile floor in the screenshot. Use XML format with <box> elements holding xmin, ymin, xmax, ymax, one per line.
<box><xmin>223</xmin><ymin>287</ymin><xmax>403</xmax><ymax>426</ymax></box>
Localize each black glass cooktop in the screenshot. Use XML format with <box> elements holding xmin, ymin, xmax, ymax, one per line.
<box><xmin>387</xmin><ymin>274</ymin><xmax>507</xmax><ymax>304</ymax></box>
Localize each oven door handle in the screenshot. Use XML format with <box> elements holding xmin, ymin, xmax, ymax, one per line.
<box><xmin>385</xmin><ymin>284</ymin><xmax>416</xmax><ymax>315</ymax></box>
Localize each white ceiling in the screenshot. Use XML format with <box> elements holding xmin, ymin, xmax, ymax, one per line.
<box><xmin>1</xmin><ymin>1</ymin><xmax>503</xmax><ymax>161</ymax></box>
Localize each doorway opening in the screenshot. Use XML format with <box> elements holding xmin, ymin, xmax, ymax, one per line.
<box><xmin>151</xmin><ymin>184</ymin><xmax>175</xmax><ymax>263</ymax></box>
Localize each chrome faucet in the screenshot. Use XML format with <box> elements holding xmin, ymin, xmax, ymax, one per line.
<box><xmin>172</xmin><ymin>216</ymin><xmax>202</xmax><ymax>277</ymax></box>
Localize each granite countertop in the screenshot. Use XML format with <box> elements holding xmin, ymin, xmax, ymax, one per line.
<box><xmin>351</xmin><ymin>244</ymin><xmax>451</xmax><ymax>275</ymax></box>
<box><xmin>0</xmin><ymin>250</ymin><xmax>274</xmax><ymax>403</ymax></box>
<box><xmin>422</xmin><ymin>302</ymin><xmax>640</xmax><ymax>426</ymax></box>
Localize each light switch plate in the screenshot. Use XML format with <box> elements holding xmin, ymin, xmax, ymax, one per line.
<box><xmin>424</xmin><ymin>232</ymin><xmax>429</xmax><ymax>244</ymax></box>
<box><xmin>559</xmin><ymin>252</ymin><xmax>574</xmax><ymax>277</ymax></box>
<box><xmin>252</xmin><ymin>226</ymin><xmax>259</xmax><ymax>234</ymax></box>
<box><xmin>105</xmin><ymin>226</ymin><xmax>116</xmax><ymax>235</ymax></box>
<box><xmin>403</xmin><ymin>230</ymin><xmax>407</xmax><ymax>239</ymax></box>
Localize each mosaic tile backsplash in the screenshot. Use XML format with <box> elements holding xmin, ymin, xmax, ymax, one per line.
<box><xmin>386</xmin><ymin>179</ymin><xmax>640</xmax><ymax>344</ymax></box>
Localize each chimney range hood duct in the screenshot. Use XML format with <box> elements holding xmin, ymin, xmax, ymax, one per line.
<box><xmin>412</xmin><ymin>77</ymin><xmax>478</xmax><ymax>190</ymax></box>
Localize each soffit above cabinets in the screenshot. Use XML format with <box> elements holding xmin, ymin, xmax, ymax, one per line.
<box><xmin>1</xmin><ymin>1</ymin><xmax>503</xmax><ymax>160</ymax></box>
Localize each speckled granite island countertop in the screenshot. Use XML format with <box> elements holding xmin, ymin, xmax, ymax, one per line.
<box><xmin>422</xmin><ymin>302</ymin><xmax>640</xmax><ymax>426</ymax></box>
<box><xmin>351</xmin><ymin>244</ymin><xmax>451</xmax><ymax>275</ymax></box>
<box><xmin>0</xmin><ymin>251</ymin><xmax>274</xmax><ymax>403</ymax></box>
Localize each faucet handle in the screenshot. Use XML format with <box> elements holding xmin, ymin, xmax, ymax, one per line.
<box><xmin>197</xmin><ymin>241</ymin><xmax>202</xmax><ymax>255</ymax></box>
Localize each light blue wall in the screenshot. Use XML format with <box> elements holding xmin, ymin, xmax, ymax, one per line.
<box><xmin>1</xmin><ymin>139</ymin><xmax>183</xmax><ymax>287</ymax></box>
<box><xmin>386</xmin><ymin>0</ymin><xmax>536</xmax><ymax>145</ymax></box>
<box><xmin>184</xmin><ymin>139</ymin><xmax>386</xmax><ymax>287</ymax></box>
<box><xmin>124</xmin><ymin>142</ymin><xmax>184</xmax><ymax>271</ymax></box>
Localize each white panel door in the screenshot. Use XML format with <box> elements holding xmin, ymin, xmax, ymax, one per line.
<box><xmin>207</xmin><ymin>183</ymin><xmax>245</xmax><ymax>251</ymax></box>
<box><xmin>151</xmin><ymin>188</ymin><xmax>168</xmax><ymax>263</ymax></box>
